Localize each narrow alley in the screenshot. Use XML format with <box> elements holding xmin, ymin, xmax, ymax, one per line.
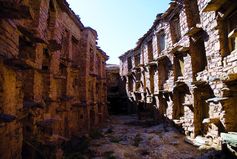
<box><xmin>1</xmin><ymin>0</ymin><xmax>237</xmax><ymax>158</ymax></box>
<box><xmin>87</xmin><ymin>115</ymin><xmax>225</xmax><ymax>159</ymax></box>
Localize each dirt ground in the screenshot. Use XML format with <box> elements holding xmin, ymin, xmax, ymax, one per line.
<box><xmin>87</xmin><ymin>115</ymin><xmax>227</xmax><ymax>159</ymax></box>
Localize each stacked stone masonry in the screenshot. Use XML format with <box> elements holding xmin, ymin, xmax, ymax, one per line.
<box><xmin>119</xmin><ymin>0</ymin><xmax>237</xmax><ymax>146</ymax></box>
<box><xmin>0</xmin><ymin>0</ymin><xmax>108</xmax><ymax>158</ymax></box>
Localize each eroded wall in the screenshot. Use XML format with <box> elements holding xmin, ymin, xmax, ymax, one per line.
<box><xmin>0</xmin><ymin>0</ymin><xmax>108</xmax><ymax>158</ymax></box>
<box><xmin>119</xmin><ymin>0</ymin><xmax>237</xmax><ymax>146</ymax></box>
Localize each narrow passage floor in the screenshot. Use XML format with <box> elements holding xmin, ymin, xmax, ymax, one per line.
<box><xmin>89</xmin><ymin>115</ymin><xmax>226</xmax><ymax>159</ymax></box>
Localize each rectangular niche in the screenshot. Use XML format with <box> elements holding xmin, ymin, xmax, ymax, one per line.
<box><xmin>170</xmin><ymin>14</ymin><xmax>181</xmax><ymax>44</ymax></box>
<box><xmin>19</xmin><ymin>36</ymin><xmax>37</xmax><ymax>61</ymax></box>
<box><xmin>174</xmin><ymin>53</ymin><xmax>185</xmax><ymax>81</ymax></box>
<box><xmin>147</xmin><ymin>40</ymin><xmax>153</xmax><ymax>62</ymax></box>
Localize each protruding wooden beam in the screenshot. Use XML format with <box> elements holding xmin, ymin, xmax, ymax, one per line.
<box><xmin>0</xmin><ymin>113</ymin><xmax>16</xmax><ymax>122</ymax></box>
<box><xmin>228</xmin><ymin>28</ymin><xmax>237</xmax><ymax>38</ymax></box>
<box><xmin>206</xmin><ymin>97</ymin><xmax>228</xmax><ymax>104</ymax></box>
<box><xmin>23</xmin><ymin>100</ymin><xmax>45</xmax><ymax>109</ymax></box>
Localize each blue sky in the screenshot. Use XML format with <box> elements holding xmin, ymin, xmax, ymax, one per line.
<box><xmin>67</xmin><ymin>0</ymin><xmax>171</xmax><ymax>64</ymax></box>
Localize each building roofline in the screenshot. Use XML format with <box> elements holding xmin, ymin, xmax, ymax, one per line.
<box><xmin>57</xmin><ymin>0</ymin><xmax>84</xmax><ymax>31</ymax></box>
<box><xmin>84</xmin><ymin>27</ymin><xmax>98</xmax><ymax>39</ymax></box>
<box><xmin>97</xmin><ymin>46</ymin><xmax>109</xmax><ymax>61</ymax></box>
<box><xmin>119</xmin><ymin>49</ymin><xmax>134</xmax><ymax>59</ymax></box>
<box><xmin>119</xmin><ymin>1</ymin><xmax>183</xmax><ymax>61</ymax></box>
<box><xmin>161</xmin><ymin>1</ymin><xmax>180</xmax><ymax>20</ymax></box>
<box><xmin>57</xmin><ymin>1</ymin><xmax>108</xmax><ymax>60</ymax></box>
<box><xmin>134</xmin><ymin>13</ymin><xmax>163</xmax><ymax>51</ymax></box>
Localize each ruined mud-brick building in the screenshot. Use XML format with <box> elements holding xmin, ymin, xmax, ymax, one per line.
<box><xmin>120</xmin><ymin>0</ymin><xmax>237</xmax><ymax>146</ymax></box>
<box><xmin>106</xmin><ymin>64</ymin><xmax>135</xmax><ymax>114</ymax></box>
<box><xmin>0</xmin><ymin>0</ymin><xmax>108</xmax><ymax>158</ymax></box>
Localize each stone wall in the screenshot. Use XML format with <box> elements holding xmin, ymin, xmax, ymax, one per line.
<box><xmin>0</xmin><ymin>0</ymin><xmax>108</xmax><ymax>158</ymax></box>
<box><xmin>119</xmin><ymin>0</ymin><xmax>237</xmax><ymax>147</ymax></box>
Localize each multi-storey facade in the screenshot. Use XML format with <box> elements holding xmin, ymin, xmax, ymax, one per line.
<box><xmin>120</xmin><ymin>0</ymin><xmax>237</xmax><ymax>146</ymax></box>
<box><xmin>0</xmin><ymin>0</ymin><xmax>108</xmax><ymax>158</ymax></box>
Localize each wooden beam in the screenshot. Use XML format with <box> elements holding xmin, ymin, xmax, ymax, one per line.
<box><xmin>206</xmin><ymin>97</ymin><xmax>228</xmax><ymax>103</ymax></box>
<box><xmin>0</xmin><ymin>113</ymin><xmax>16</xmax><ymax>122</ymax></box>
